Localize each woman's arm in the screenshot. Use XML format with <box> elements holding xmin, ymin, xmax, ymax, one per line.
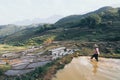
<box><xmin>96</xmin><ymin>48</ymin><xmax>100</xmax><ymax>54</ymax></box>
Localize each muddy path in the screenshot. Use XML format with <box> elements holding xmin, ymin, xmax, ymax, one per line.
<box><xmin>52</xmin><ymin>56</ymin><xmax>120</xmax><ymax>80</ymax></box>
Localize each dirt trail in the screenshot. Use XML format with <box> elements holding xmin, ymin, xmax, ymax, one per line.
<box><xmin>52</xmin><ymin>56</ymin><xmax>120</xmax><ymax>80</ymax></box>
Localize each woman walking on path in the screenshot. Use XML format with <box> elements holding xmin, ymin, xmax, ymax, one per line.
<box><xmin>91</xmin><ymin>44</ymin><xmax>100</xmax><ymax>61</ymax></box>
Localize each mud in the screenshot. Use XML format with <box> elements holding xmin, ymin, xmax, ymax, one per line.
<box><xmin>52</xmin><ymin>56</ymin><xmax>120</xmax><ymax>80</ymax></box>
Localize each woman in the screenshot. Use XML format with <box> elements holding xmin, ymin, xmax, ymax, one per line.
<box><xmin>91</xmin><ymin>44</ymin><xmax>100</xmax><ymax>61</ymax></box>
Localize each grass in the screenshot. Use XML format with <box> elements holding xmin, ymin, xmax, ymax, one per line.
<box><xmin>0</xmin><ymin>64</ymin><xmax>11</xmax><ymax>79</ymax></box>
<box><xmin>75</xmin><ymin>48</ymin><xmax>120</xmax><ymax>59</ymax></box>
<box><xmin>0</xmin><ymin>64</ymin><xmax>11</xmax><ymax>71</ymax></box>
<box><xmin>99</xmin><ymin>53</ymin><xmax>120</xmax><ymax>59</ymax></box>
<box><xmin>0</xmin><ymin>44</ymin><xmax>26</xmax><ymax>54</ymax></box>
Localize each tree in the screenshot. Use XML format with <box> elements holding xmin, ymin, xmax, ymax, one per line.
<box><xmin>89</xmin><ymin>14</ymin><xmax>101</xmax><ymax>26</ymax></box>
<box><xmin>80</xmin><ymin>18</ymin><xmax>88</xmax><ymax>26</ymax></box>
<box><xmin>102</xmin><ymin>11</ymin><xmax>118</xmax><ymax>20</ymax></box>
<box><xmin>80</xmin><ymin>14</ymin><xmax>101</xmax><ymax>28</ymax></box>
<box><xmin>118</xmin><ymin>9</ymin><xmax>120</xmax><ymax>16</ymax></box>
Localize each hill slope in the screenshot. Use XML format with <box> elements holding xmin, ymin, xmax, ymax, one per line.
<box><xmin>0</xmin><ymin>24</ymin><xmax>42</xmax><ymax>38</ymax></box>
<box><xmin>0</xmin><ymin>6</ymin><xmax>120</xmax><ymax>46</ymax></box>
<box><xmin>55</xmin><ymin>6</ymin><xmax>119</xmax><ymax>27</ymax></box>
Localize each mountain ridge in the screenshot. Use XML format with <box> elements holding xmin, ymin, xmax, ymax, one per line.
<box><xmin>0</xmin><ymin>6</ymin><xmax>120</xmax><ymax>46</ymax></box>
<box><xmin>55</xmin><ymin>6</ymin><xmax>119</xmax><ymax>27</ymax></box>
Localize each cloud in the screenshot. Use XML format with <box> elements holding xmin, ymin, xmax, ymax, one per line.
<box><xmin>111</xmin><ymin>3</ymin><xmax>120</xmax><ymax>7</ymax></box>
<box><xmin>0</xmin><ymin>0</ymin><xmax>120</xmax><ymax>25</ymax></box>
<box><xmin>25</xmin><ymin>0</ymin><xmax>32</xmax><ymax>6</ymax></box>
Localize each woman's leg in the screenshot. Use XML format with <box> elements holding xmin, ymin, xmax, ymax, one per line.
<box><xmin>95</xmin><ymin>54</ymin><xmax>98</xmax><ymax>61</ymax></box>
<box><xmin>91</xmin><ymin>54</ymin><xmax>95</xmax><ymax>59</ymax></box>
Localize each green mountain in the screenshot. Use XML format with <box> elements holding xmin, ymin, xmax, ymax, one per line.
<box><xmin>53</xmin><ymin>7</ymin><xmax>120</xmax><ymax>41</ymax></box>
<box><xmin>0</xmin><ymin>24</ymin><xmax>22</xmax><ymax>38</ymax></box>
<box><xmin>0</xmin><ymin>24</ymin><xmax>57</xmax><ymax>46</ymax></box>
<box><xmin>55</xmin><ymin>6</ymin><xmax>119</xmax><ymax>27</ymax></box>
<box><xmin>0</xmin><ymin>24</ymin><xmax>42</xmax><ymax>38</ymax></box>
<box><xmin>0</xmin><ymin>6</ymin><xmax>120</xmax><ymax>46</ymax></box>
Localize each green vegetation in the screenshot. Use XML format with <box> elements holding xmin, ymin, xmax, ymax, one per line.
<box><xmin>0</xmin><ymin>25</ymin><xmax>21</xmax><ymax>38</ymax></box>
<box><xmin>55</xmin><ymin>6</ymin><xmax>119</xmax><ymax>27</ymax></box>
<box><xmin>0</xmin><ymin>24</ymin><xmax>56</xmax><ymax>46</ymax></box>
<box><xmin>54</xmin><ymin>7</ymin><xmax>120</xmax><ymax>42</ymax></box>
<box><xmin>0</xmin><ymin>6</ymin><xmax>119</xmax><ymax>57</ymax></box>
<box><xmin>0</xmin><ymin>64</ymin><xmax>11</xmax><ymax>79</ymax></box>
<box><xmin>74</xmin><ymin>42</ymin><xmax>120</xmax><ymax>58</ymax></box>
<box><xmin>1</xmin><ymin>7</ymin><xmax>120</xmax><ymax>46</ymax></box>
<box><xmin>0</xmin><ymin>64</ymin><xmax>11</xmax><ymax>72</ymax></box>
<box><xmin>0</xmin><ymin>7</ymin><xmax>119</xmax><ymax>58</ymax></box>
<box><xmin>0</xmin><ymin>44</ymin><xmax>26</xmax><ymax>54</ymax></box>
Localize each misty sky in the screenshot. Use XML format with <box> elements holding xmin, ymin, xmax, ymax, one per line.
<box><xmin>0</xmin><ymin>0</ymin><xmax>120</xmax><ymax>25</ymax></box>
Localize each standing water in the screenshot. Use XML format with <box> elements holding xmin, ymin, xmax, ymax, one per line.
<box><xmin>52</xmin><ymin>56</ymin><xmax>120</xmax><ymax>80</ymax></box>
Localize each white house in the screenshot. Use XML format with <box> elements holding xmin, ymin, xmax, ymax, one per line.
<box><xmin>49</xmin><ymin>47</ymin><xmax>74</xmax><ymax>60</ymax></box>
<box><xmin>49</xmin><ymin>47</ymin><xmax>66</xmax><ymax>56</ymax></box>
<box><xmin>49</xmin><ymin>47</ymin><xmax>73</xmax><ymax>56</ymax></box>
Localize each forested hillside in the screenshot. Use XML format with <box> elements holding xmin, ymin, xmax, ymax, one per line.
<box><xmin>0</xmin><ymin>6</ymin><xmax>120</xmax><ymax>46</ymax></box>
<box><xmin>55</xmin><ymin>6</ymin><xmax>120</xmax><ymax>27</ymax></box>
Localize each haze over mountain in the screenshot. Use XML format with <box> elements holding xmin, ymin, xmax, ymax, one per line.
<box><xmin>1</xmin><ymin>6</ymin><xmax>120</xmax><ymax>46</ymax></box>
<box><xmin>13</xmin><ymin>15</ymin><xmax>63</xmax><ymax>26</ymax></box>
<box><xmin>0</xmin><ymin>15</ymin><xmax>63</xmax><ymax>38</ymax></box>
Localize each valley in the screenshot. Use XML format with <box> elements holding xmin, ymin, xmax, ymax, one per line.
<box><xmin>0</xmin><ymin>6</ymin><xmax>120</xmax><ymax>80</ymax></box>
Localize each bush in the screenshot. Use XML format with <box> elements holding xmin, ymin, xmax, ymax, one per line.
<box><xmin>0</xmin><ymin>69</ymin><xmax>3</xmax><ymax>76</ymax></box>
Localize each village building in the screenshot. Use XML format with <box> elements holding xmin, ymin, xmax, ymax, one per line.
<box><xmin>48</xmin><ymin>47</ymin><xmax>74</xmax><ymax>60</ymax></box>
<box><xmin>49</xmin><ymin>47</ymin><xmax>66</xmax><ymax>56</ymax></box>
